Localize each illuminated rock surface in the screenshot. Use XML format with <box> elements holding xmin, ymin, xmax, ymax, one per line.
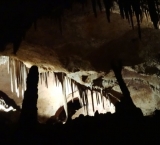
<box><xmin>1</xmin><ymin>4</ymin><xmax>160</xmax><ymax>121</ymax></box>
<box><xmin>1</xmin><ymin>1</ymin><xmax>160</xmax><ymax>144</ymax></box>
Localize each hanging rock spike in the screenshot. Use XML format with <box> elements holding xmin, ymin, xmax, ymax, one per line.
<box><xmin>10</xmin><ymin>60</ymin><xmax>13</xmax><ymax>93</ymax></box>
<box><xmin>40</xmin><ymin>73</ymin><xmax>42</xmax><ymax>84</ymax></box>
<box><xmin>70</xmin><ymin>79</ymin><xmax>74</xmax><ymax>103</ymax></box>
<box><xmin>91</xmin><ymin>89</ymin><xmax>95</xmax><ymax>112</ymax></box>
<box><xmin>62</xmin><ymin>75</ymin><xmax>68</xmax><ymax>123</ymax></box>
<box><xmin>7</xmin><ymin>57</ymin><xmax>29</xmax><ymax>98</ymax></box>
<box><xmin>45</xmin><ymin>72</ymin><xmax>48</xmax><ymax>88</ymax></box>
<box><xmin>97</xmin><ymin>92</ymin><xmax>100</xmax><ymax>104</ymax></box>
<box><xmin>95</xmin><ymin>90</ymin><xmax>98</xmax><ymax>104</ymax></box>
<box><xmin>84</xmin><ymin>89</ymin><xmax>88</xmax><ymax>115</ymax></box>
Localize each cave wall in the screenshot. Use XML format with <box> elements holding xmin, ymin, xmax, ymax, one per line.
<box><xmin>0</xmin><ymin>2</ymin><xmax>160</xmax><ymax>120</ymax></box>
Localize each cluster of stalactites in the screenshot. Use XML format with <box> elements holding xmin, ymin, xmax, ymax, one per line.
<box><xmin>117</xmin><ymin>0</ymin><xmax>160</xmax><ymax>38</ymax></box>
<box><xmin>0</xmin><ymin>56</ymin><xmax>28</xmax><ymax>98</ymax></box>
<box><xmin>0</xmin><ymin>56</ymin><xmax>115</xmax><ymax>121</ymax></box>
<box><xmin>8</xmin><ymin>57</ymin><xmax>28</xmax><ymax>98</ymax></box>
<box><xmin>39</xmin><ymin>72</ymin><xmax>78</xmax><ymax>122</ymax></box>
<box><xmin>39</xmin><ymin>71</ymin><xmax>117</xmax><ymax>121</ymax></box>
<box><xmin>76</xmin><ymin>82</ymin><xmax>118</xmax><ymax>115</ymax></box>
<box><xmin>91</xmin><ymin>0</ymin><xmax>160</xmax><ymax>38</ymax></box>
<box><xmin>39</xmin><ymin>71</ymin><xmax>112</xmax><ymax>116</ymax></box>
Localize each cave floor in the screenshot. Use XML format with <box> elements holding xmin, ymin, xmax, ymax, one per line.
<box><xmin>1</xmin><ymin>112</ymin><xmax>160</xmax><ymax>145</ymax></box>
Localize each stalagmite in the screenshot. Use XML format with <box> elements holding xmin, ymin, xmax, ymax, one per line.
<box><xmin>55</xmin><ymin>72</ymin><xmax>64</xmax><ymax>88</ymax></box>
<box><xmin>97</xmin><ymin>92</ymin><xmax>100</xmax><ymax>104</ymax></box>
<box><xmin>42</xmin><ymin>72</ymin><xmax>44</xmax><ymax>82</ymax></box>
<box><xmin>82</xmin><ymin>92</ymin><xmax>86</xmax><ymax>113</ymax></box>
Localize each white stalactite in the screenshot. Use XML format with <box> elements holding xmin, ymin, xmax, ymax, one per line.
<box><xmin>10</xmin><ymin>58</ymin><xmax>13</xmax><ymax>92</ymax></box>
<box><xmin>1</xmin><ymin>57</ymin><xmax>29</xmax><ymax>98</ymax></box>
<box><xmin>62</xmin><ymin>76</ymin><xmax>68</xmax><ymax>123</ymax></box>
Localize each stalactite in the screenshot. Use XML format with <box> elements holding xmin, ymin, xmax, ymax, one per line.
<box><xmin>116</xmin><ymin>0</ymin><xmax>142</xmax><ymax>38</ymax></box>
<box><xmin>82</xmin><ymin>91</ymin><xmax>86</xmax><ymax>108</ymax></box>
<box><xmin>91</xmin><ymin>89</ymin><xmax>95</xmax><ymax>112</ymax></box>
<box><xmin>100</xmin><ymin>88</ymin><xmax>105</xmax><ymax>109</ymax></box>
<box><xmin>96</xmin><ymin>91</ymin><xmax>99</xmax><ymax>105</ymax></box>
<box><xmin>155</xmin><ymin>0</ymin><xmax>160</xmax><ymax>25</ymax></box>
<box><xmin>40</xmin><ymin>73</ymin><xmax>42</xmax><ymax>84</ymax></box>
<box><xmin>97</xmin><ymin>0</ymin><xmax>102</xmax><ymax>12</ymax></box>
<box><xmin>52</xmin><ymin>72</ymin><xmax>69</xmax><ymax>123</ymax></box>
<box><xmin>118</xmin><ymin>0</ymin><xmax>125</xmax><ymax>18</ymax></box>
<box><xmin>77</xmin><ymin>82</ymin><xmax>84</xmax><ymax>107</ymax></box>
<box><xmin>55</xmin><ymin>72</ymin><xmax>64</xmax><ymax>89</ymax></box>
<box><xmin>62</xmin><ymin>75</ymin><xmax>68</xmax><ymax>123</ymax></box>
<box><xmin>19</xmin><ymin>62</ymin><xmax>23</xmax><ymax>90</ymax></box>
<box><xmin>103</xmin><ymin>0</ymin><xmax>113</xmax><ymax>22</ymax></box>
<box><xmin>82</xmin><ymin>91</ymin><xmax>86</xmax><ymax>112</ymax></box>
<box><xmin>100</xmin><ymin>89</ymin><xmax>103</xmax><ymax>102</ymax></box>
<box><xmin>13</xmin><ymin>60</ymin><xmax>18</xmax><ymax>95</ymax></box>
<box><xmin>91</xmin><ymin>0</ymin><xmax>97</xmax><ymax>17</ymax></box>
<box><xmin>132</xmin><ymin>0</ymin><xmax>142</xmax><ymax>38</ymax></box>
<box><xmin>144</xmin><ymin>9</ymin><xmax>149</xmax><ymax>21</ymax></box>
<box><xmin>7</xmin><ymin>57</ymin><xmax>10</xmax><ymax>73</ymax></box>
<box><xmin>42</xmin><ymin>72</ymin><xmax>45</xmax><ymax>82</ymax></box>
<box><xmin>24</xmin><ymin>66</ymin><xmax>27</xmax><ymax>91</ymax></box>
<box><xmin>53</xmin><ymin>72</ymin><xmax>57</xmax><ymax>86</ymax></box>
<box><xmin>70</xmin><ymin>79</ymin><xmax>74</xmax><ymax>102</ymax></box>
<box><xmin>123</xmin><ymin>1</ymin><xmax>130</xmax><ymax>21</ymax></box>
<box><xmin>45</xmin><ymin>72</ymin><xmax>48</xmax><ymax>88</ymax></box>
<box><xmin>147</xmin><ymin>0</ymin><xmax>159</xmax><ymax>29</ymax></box>
<box><xmin>84</xmin><ymin>89</ymin><xmax>89</xmax><ymax>115</ymax></box>
<box><xmin>10</xmin><ymin>59</ymin><xmax>13</xmax><ymax>93</ymax></box>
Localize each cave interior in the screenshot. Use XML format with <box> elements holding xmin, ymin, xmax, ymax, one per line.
<box><xmin>1</xmin><ymin>0</ymin><xmax>160</xmax><ymax>144</ymax></box>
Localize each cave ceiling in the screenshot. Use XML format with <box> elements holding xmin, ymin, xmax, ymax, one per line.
<box><xmin>1</xmin><ymin>0</ymin><xmax>160</xmax><ymax>120</ymax></box>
